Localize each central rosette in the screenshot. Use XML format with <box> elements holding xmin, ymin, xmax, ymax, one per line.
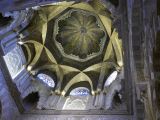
<box><xmin>54</xmin><ymin>9</ymin><xmax>107</xmax><ymax>60</ymax></box>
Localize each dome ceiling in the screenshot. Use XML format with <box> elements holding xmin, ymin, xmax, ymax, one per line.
<box><xmin>20</xmin><ymin>1</ymin><xmax>123</xmax><ymax>96</ymax></box>
<box><xmin>54</xmin><ymin>9</ymin><xmax>107</xmax><ymax>61</ymax></box>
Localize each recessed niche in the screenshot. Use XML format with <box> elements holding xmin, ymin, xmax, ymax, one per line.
<box><xmin>0</xmin><ymin>13</ymin><xmax>13</xmax><ymax>28</ymax></box>
<box><xmin>109</xmin><ymin>0</ymin><xmax>119</xmax><ymax>7</ymax></box>
<box><xmin>23</xmin><ymin>92</ymin><xmax>39</xmax><ymax>111</ymax></box>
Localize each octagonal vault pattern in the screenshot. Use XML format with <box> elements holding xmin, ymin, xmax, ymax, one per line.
<box><xmin>53</xmin><ymin>9</ymin><xmax>107</xmax><ymax>62</ymax></box>
<box><xmin>21</xmin><ymin>2</ymin><xmax>123</xmax><ymax>95</ymax></box>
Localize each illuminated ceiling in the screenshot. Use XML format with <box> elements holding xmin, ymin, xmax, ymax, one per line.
<box><xmin>19</xmin><ymin>0</ymin><xmax>123</xmax><ymax>104</ymax></box>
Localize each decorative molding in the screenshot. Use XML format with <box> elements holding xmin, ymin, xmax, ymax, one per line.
<box><xmin>0</xmin><ymin>61</ymin><xmax>20</xmax><ymax>120</ymax></box>
<box><xmin>14</xmin><ymin>69</ymin><xmax>32</xmax><ymax>97</ymax></box>
<box><xmin>0</xmin><ymin>0</ymin><xmax>59</xmax><ymax>12</ymax></box>
<box><xmin>0</xmin><ymin>31</ymin><xmax>18</xmax><ymax>55</ymax></box>
<box><xmin>17</xmin><ymin>114</ymin><xmax>133</xmax><ymax>120</ymax></box>
<box><xmin>3</xmin><ymin>45</ymin><xmax>26</xmax><ymax>78</ymax></box>
<box><xmin>0</xmin><ymin>9</ymin><xmax>34</xmax><ymax>55</ymax></box>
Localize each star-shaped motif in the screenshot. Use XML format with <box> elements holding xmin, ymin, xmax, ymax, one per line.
<box><xmin>20</xmin><ymin>1</ymin><xmax>123</xmax><ymax>95</ymax></box>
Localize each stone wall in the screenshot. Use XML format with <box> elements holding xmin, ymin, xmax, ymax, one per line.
<box><xmin>17</xmin><ymin>115</ymin><xmax>134</xmax><ymax>120</ymax></box>
<box><xmin>0</xmin><ymin>0</ymin><xmax>159</xmax><ymax>120</ymax></box>
<box><xmin>0</xmin><ymin>63</ymin><xmax>20</xmax><ymax>120</ymax></box>
<box><xmin>129</xmin><ymin>0</ymin><xmax>158</xmax><ymax>119</ymax></box>
<box><xmin>0</xmin><ymin>9</ymin><xmax>33</xmax><ymax>120</ymax></box>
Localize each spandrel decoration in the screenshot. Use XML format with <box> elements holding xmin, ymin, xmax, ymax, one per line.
<box><xmin>3</xmin><ymin>45</ymin><xmax>25</xmax><ymax>79</ymax></box>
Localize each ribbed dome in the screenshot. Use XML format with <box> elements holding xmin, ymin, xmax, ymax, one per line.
<box><xmin>55</xmin><ymin>10</ymin><xmax>106</xmax><ymax>59</ymax></box>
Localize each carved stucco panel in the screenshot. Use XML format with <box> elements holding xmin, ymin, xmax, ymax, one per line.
<box><xmin>3</xmin><ymin>45</ymin><xmax>26</xmax><ymax>79</ymax></box>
